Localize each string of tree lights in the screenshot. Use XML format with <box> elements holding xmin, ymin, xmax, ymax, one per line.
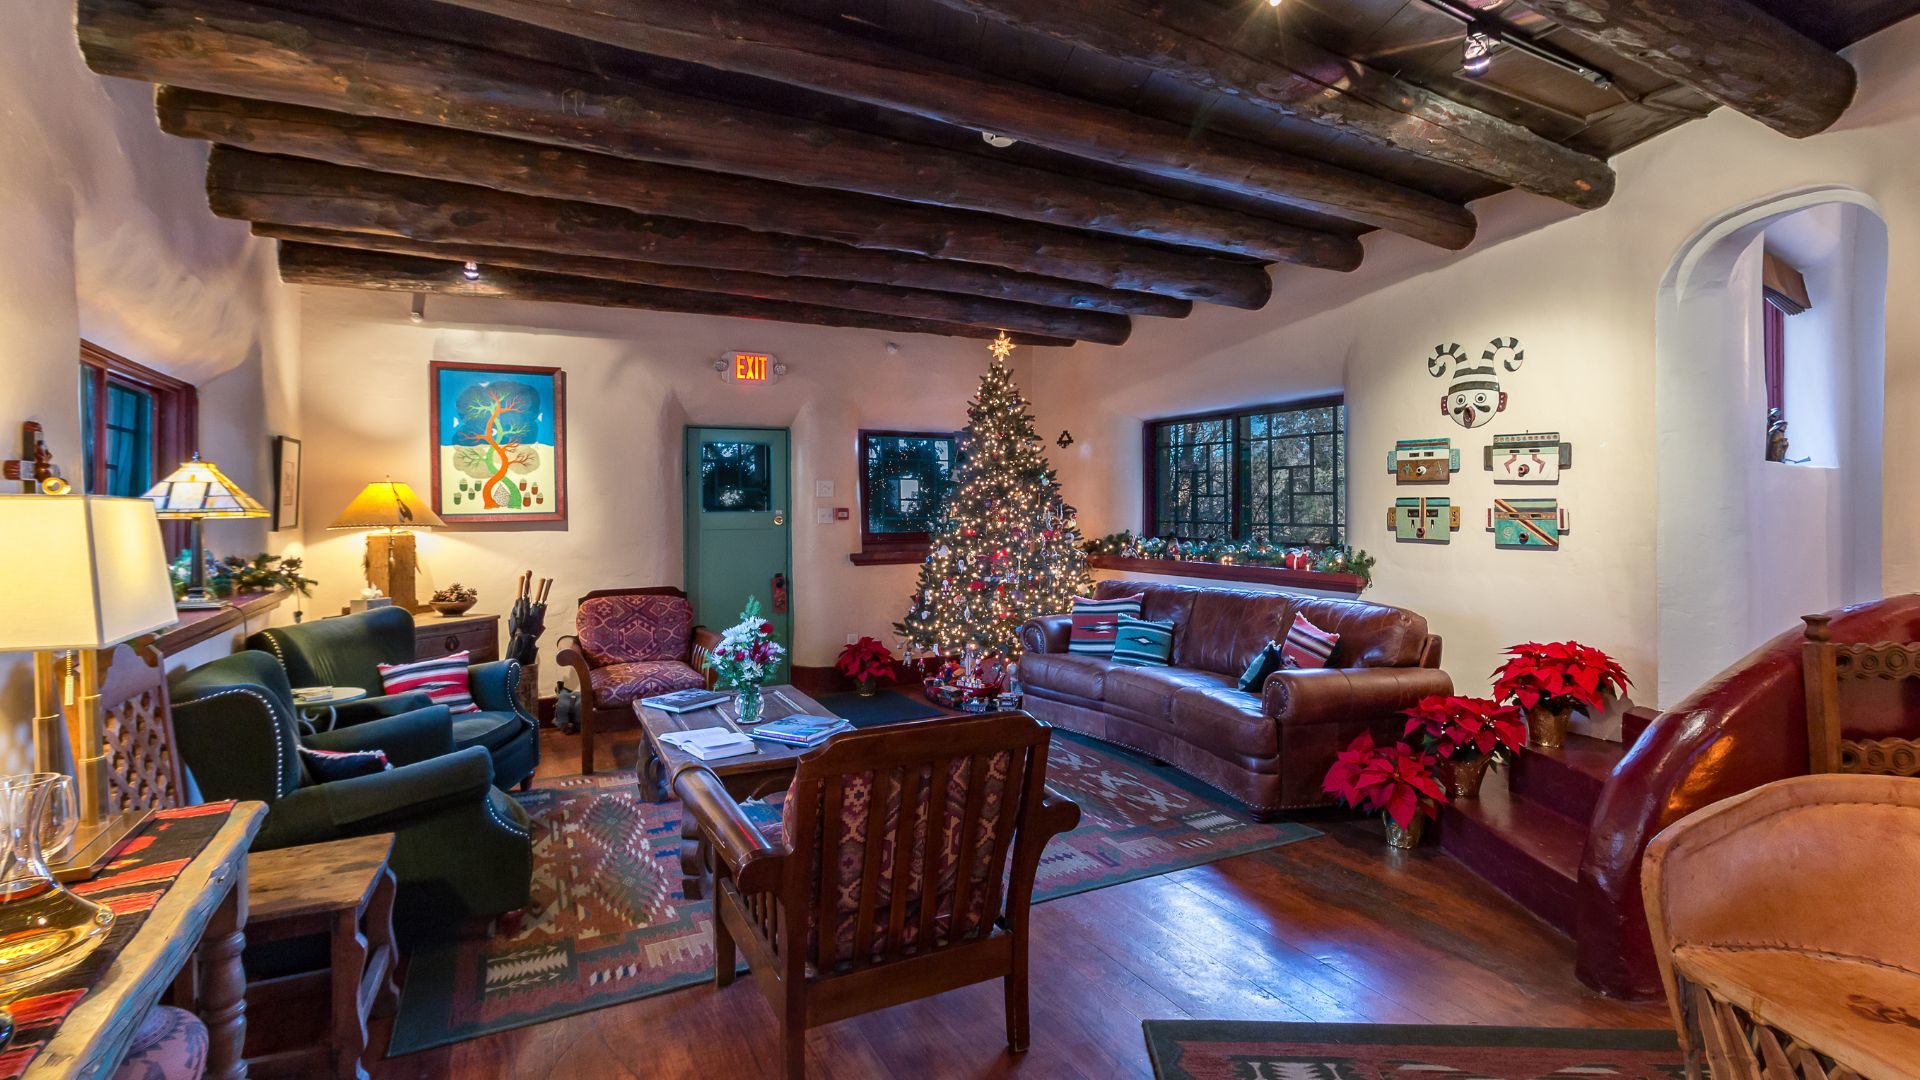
<box><xmin>897</xmin><ymin>333</ymin><xmax>1090</xmax><ymax>659</ymax></box>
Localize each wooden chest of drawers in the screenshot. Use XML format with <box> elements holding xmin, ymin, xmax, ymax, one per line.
<box><xmin>415</xmin><ymin>612</ymin><xmax>501</xmax><ymax>664</ymax></box>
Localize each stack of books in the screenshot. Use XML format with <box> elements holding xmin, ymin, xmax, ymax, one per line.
<box><xmin>656</xmin><ymin>728</ymin><xmax>758</xmax><ymax>761</ymax></box>
<box><xmin>749</xmin><ymin>715</ymin><xmax>853</xmax><ymax>748</ymax></box>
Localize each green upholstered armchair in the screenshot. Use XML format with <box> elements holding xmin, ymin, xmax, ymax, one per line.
<box><xmin>248</xmin><ymin>607</ymin><xmax>539</xmax><ymax>791</ymax></box>
<box><xmin>169</xmin><ymin>651</ymin><xmax>532</xmax><ymax>918</ymax></box>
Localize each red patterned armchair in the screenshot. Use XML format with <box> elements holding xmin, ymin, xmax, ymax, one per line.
<box><xmin>673</xmin><ymin>712</ymin><xmax>1080</xmax><ymax>1080</ymax></box>
<box><xmin>558</xmin><ymin>587</ymin><xmax>720</xmax><ymax>773</ymax></box>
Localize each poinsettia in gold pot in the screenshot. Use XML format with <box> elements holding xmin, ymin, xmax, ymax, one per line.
<box><xmin>1401</xmin><ymin>694</ymin><xmax>1528</xmax><ymax>799</ymax></box>
<box><xmin>1491</xmin><ymin>641</ymin><xmax>1632</xmax><ymax>750</ymax></box>
<box><xmin>835</xmin><ymin>636</ymin><xmax>900</xmax><ymax>697</ymax></box>
<box><xmin>1322</xmin><ymin>733</ymin><xmax>1449</xmax><ymax>849</ymax></box>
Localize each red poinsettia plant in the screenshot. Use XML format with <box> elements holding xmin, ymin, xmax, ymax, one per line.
<box><xmin>1491</xmin><ymin>641</ymin><xmax>1631</xmax><ymax>714</ymax></box>
<box><xmin>1402</xmin><ymin>694</ymin><xmax>1528</xmax><ymax>764</ymax></box>
<box><xmin>1322</xmin><ymin>732</ymin><xmax>1449</xmax><ymax>827</ymax></box>
<box><xmin>835</xmin><ymin>636</ymin><xmax>899</xmax><ymax>689</ymax></box>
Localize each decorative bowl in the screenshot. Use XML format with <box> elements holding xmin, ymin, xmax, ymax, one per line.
<box><xmin>430</xmin><ymin>598</ymin><xmax>478</xmax><ymax>617</ymax></box>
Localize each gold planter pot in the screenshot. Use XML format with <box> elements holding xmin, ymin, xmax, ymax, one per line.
<box><xmin>1383</xmin><ymin>813</ymin><xmax>1427</xmax><ymax>849</ymax></box>
<box><xmin>1445</xmin><ymin>755</ymin><xmax>1493</xmax><ymax>800</ymax></box>
<box><xmin>1527</xmin><ymin>702</ymin><xmax>1573</xmax><ymax>749</ymax></box>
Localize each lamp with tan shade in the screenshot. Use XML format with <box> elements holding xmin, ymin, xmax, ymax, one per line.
<box><xmin>0</xmin><ymin>494</ymin><xmax>178</xmax><ymax>873</ymax></box>
<box><xmin>141</xmin><ymin>452</ymin><xmax>270</xmax><ymax>609</ymax></box>
<box><xmin>330</xmin><ymin>479</ymin><xmax>447</xmax><ymax>612</ymax></box>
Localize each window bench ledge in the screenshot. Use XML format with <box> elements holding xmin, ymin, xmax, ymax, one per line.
<box><xmin>1087</xmin><ymin>555</ymin><xmax>1367</xmax><ymax>596</ymax></box>
<box><xmin>849</xmin><ymin>544</ymin><xmax>928</xmax><ymax>567</ymax></box>
<box><xmin>151</xmin><ymin>589</ymin><xmax>293</xmax><ymax>657</ymax></box>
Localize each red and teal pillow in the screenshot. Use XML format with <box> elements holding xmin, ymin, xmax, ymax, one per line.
<box><xmin>377</xmin><ymin>650</ymin><xmax>480</xmax><ymax>714</ymax></box>
<box><xmin>1237</xmin><ymin>641</ymin><xmax>1285</xmax><ymax>692</ymax></box>
<box><xmin>1068</xmin><ymin>594</ymin><xmax>1143</xmax><ymax>657</ymax></box>
<box><xmin>1280</xmin><ymin>613</ymin><xmax>1341</xmax><ymax>669</ymax></box>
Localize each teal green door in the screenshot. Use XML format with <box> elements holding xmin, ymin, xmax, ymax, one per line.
<box><xmin>685</xmin><ymin>427</ymin><xmax>792</xmax><ymax>683</ymax></box>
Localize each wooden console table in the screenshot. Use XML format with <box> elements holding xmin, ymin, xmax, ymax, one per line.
<box><xmin>24</xmin><ymin>801</ymin><xmax>264</xmax><ymax>1080</ymax></box>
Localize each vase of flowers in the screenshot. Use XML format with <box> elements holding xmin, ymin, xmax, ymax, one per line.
<box><xmin>835</xmin><ymin>636</ymin><xmax>899</xmax><ymax>697</ymax></box>
<box><xmin>1322</xmin><ymin>732</ymin><xmax>1449</xmax><ymax>848</ymax></box>
<box><xmin>1492</xmin><ymin>641</ymin><xmax>1633</xmax><ymax>750</ymax></box>
<box><xmin>707</xmin><ymin>597</ymin><xmax>786</xmax><ymax>725</ymax></box>
<box><xmin>1401</xmin><ymin>694</ymin><xmax>1529</xmax><ymax>799</ymax></box>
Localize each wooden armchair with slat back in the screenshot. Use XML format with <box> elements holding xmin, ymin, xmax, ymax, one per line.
<box><xmin>672</xmin><ymin>711</ymin><xmax>1080</xmax><ymax>1080</ymax></box>
<box><xmin>1802</xmin><ymin>613</ymin><xmax>1920</xmax><ymax>775</ymax></box>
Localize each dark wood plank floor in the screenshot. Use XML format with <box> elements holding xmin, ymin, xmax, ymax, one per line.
<box><xmin>368</xmin><ymin>725</ymin><xmax>1665</xmax><ymax>1079</ymax></box>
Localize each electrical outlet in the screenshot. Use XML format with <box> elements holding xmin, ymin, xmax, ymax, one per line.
<box><xmin>846</xmin><ymin>634</ymin><xmax>859</xmax><ymax>645</ymax></box>
<box><xmin>814</xmin><ymin>480</ymin><xmax>835</xmax><ymax>498</ymax></box>
<box><xmin>815</xmin><ymin>507</ymin><xmax>834</xmax><ymax>524</ymax></box>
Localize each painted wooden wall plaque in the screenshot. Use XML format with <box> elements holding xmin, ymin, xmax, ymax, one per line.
<box><xmin>1387</xmin><ymin>437</ymin><xmax>1461</xmax><ymax>484</ymax></box>
<box><xmin>1388</xmin><ymin>497</ymin><xmax>1461</xmax><ymax>543</ymax></box>
<box><xmin>1489</xmin><ymin>498</ymin><xmax>1567</xmax><ymax>550</ymax></box>
<box><xmin>1484</xmin><ymin>432</ymin><xmax>1574</xmax><ymax>483</ymax></box>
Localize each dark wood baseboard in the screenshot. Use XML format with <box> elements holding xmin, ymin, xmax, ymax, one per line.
<box><xmin>790</xmin><ymin>665</ymin><xmax>922</xmax><ymax>696</ymax></box>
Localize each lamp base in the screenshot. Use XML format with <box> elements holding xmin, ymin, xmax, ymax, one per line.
<box><xmin>49</xmin><ymin>809</ymin><xmax>151</xmax><ymax>884</ymax></box>
<box><xmin>175</xmin><ymin>588</ymin><xmax>225</xmax><ymax>611</ymax></box>
<box><xmin>365</xmin><ymin>531</ymin><xmax>423</xmax><ymax>612</ymax></box>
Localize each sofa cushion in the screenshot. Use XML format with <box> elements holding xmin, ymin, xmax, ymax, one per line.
<box><xmin>1103</xmin><ymin>666</ymin><xmax>1236</xmax><ymax>724</ymax></box>
<box><xmin>1177</xmin><ymin>590</ymin><xmax>1294</xmax><ymax>676</ymax></box>
<box><xmin>452</xmin><ymin>710</ymin><xmax>529</xmax><ymax>754</ymax></box>
<box><xmin>577</xmin><ymin>593</ymin><xmax>695</xmax><ymax>666</ymax></box>
<box><xmin>1096</xmin><ymin>580</ymin><xmax>1198</xmax><ymax>630</ymax></box>
<box><xmin>1019</xmin><ymin>651</ymin><xmax>1114</xmax><ymax>701</ymax></box>
<box><xmin>1291</xmin><ymin>597</ymin><xmax>1431</xmax><ymax>667</ymax></box>
<box><xmin>1171</xmin><ymin>687</ymin><xmax>1280</xmax><ymax>760</ymax></box>
<box><xmin>1110</xmin><ymin>617</ymin><xmax>1175</xmax><ymax>668</ymax></box>
<box><xmin>1068</xmin><ymin>594</ymin><xmax>1142</xmax><ymax>656</ymax></box>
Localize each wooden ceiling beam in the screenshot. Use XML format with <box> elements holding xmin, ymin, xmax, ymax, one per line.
<box><xmin>77</xmin><ymin>0</ymin><xmax>1356</xmax><ymax>270</ymax></box>
<box><xmin>920</xmin><ymin>0</ymin><xmax>1617</xmax><ymax>210</ymax></box>
<box><xmin>207</xmin><ymin>149</ymin><xmax>1183</xmax><ymax>320</ymax></box>
<box><xmin>278</xmin><ymin>242</ymin><xmax>1077</xmax><ymax>346</ymax></box>
<box><xmin>156</xmin><ymin>90</ymin><xmax>1227</xmax><ymax>311</ymax></box>
<box><xmin>1521</xmin><ymin>0</ymin><xmax>1855</xmax><ymax>138</ymax></box>
<box><xmin>257</xmin><ymin>225</ymin><xmax>1131</xmax><ymax>344</ymax></box>
<box><xmin>431</xmin><ymin>0</ymin><xmax>1478</xmax><ymax>250</ymax></box>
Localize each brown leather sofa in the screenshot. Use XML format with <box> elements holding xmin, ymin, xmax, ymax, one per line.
<box><xmin>1017</xmin><ymin>580</ymin><xmax>1451</xmax><ymax>817</ymax></box>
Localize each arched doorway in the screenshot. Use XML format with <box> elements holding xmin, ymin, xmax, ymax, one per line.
<box><xmin>1655</xmin><ymin>188</ymin><xmax>1888</xmax><ymax>705</ymax></box>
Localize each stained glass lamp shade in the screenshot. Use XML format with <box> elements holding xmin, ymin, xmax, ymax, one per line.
<box><xmin>141</xmin><ymin>454</ymin><xmax>269</xmax><ymax>608</ymax></box>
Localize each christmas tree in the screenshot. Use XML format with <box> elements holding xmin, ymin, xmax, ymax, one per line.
<box><xmin>897</xmin><ymin>333</ymin><xmax>1090</xmax><ymax>659</ymax></box>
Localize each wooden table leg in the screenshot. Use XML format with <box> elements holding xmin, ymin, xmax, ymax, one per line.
<box><xmin>331</xmin><ymin>905</ymin><xmax>371</xmax><ymax>1080</ymax></box>
<box><xmin>200</xmin><ymin>878</ymin><xmax>249</xmax><ymax>1080</ymax></box>
<box><xmin>640</xmin><ymin>737</ymin><xmax>668</xmax><ymax>803</ymax></box>
<box><xmin>680</xmin><ymin>815</ymin><xmax>712</xmax><ymax>901</ymax></box>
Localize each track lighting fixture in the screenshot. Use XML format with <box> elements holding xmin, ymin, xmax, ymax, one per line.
<box><xmin>462</xmin><ymin>260</ymin><xmax>481</xmax><ymax>281</ymax></box>
<box><xmin>1462</xmin><ymin>29</ymin><xmax>1496</xmax><ymax>76</ymax></box>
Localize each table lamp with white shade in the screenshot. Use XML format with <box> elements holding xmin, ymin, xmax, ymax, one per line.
<box><xmin>0</xmin><ymin>494</ymin><xmax>178</xmax><ymax>871</ymax></box>
<box><xmin>141</xmin><ymin>452</ymin><xmax>269</xmax><ymax>609</ymax></box>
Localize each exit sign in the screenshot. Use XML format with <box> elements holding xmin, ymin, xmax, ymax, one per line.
<box><xmin>718</xmin><ymin>351</ymin><xmax>786</xmax><ymax>385</ymax></box>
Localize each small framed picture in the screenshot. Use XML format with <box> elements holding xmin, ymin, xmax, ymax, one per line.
<box><xmin>272</xmin><ymin>435</ymin><xmax>302</xmax><ymax>531</ymax></box>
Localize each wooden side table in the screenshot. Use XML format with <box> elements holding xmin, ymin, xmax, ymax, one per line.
<box><xmin>242</xmin><ymin>835</ymin><xmax>400</xmax><ymax>1080</ymax></box>
<box><xmin>413</xmin><ymin>612</ymin><xmax>500</xmax><ymax>664</ymax></box>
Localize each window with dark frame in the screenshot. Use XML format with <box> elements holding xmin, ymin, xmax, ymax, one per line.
<box><xmin>1146</xmin><ymin>398</ymin><xmax>1346</xmax><ymax>546</ymax></box>
<box><xmin>858</xmin><ymin>430</ymin><xmax>957</xmax><ymax>550</ymax></box>
<box><xmin>79</xmin><ymin>341</ymin><xmax>197</xmax><ymax>550</ymax></box>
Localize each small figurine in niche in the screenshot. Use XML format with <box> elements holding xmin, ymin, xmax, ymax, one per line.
<box><xmin>1766</xmin><ymin>408</ymin><xmax>1790</xmax><ymax>463</ymax></box>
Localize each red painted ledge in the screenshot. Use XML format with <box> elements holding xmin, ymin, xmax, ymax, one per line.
<box><xmin>849</xmin><ymin>543</ymin><xmax>928</xmax><ymax>566</ymax></box>
<box><xmin>1087</xmin><ymin>555</ymin><xmax>1367</xmax><ymax>596</ymax></box>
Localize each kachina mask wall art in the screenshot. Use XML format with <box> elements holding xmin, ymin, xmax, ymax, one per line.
<box><xmin>1488</xmin><ymin>498</ymin><xmax>1567</xmax><ymax>550</ymax></box>
<box><xmin>1429</xmin><ymin>337</ymin><xmax>1524</xmax><ymax>429</ymax></box>
<box><xmin>1484</xmin><ymin>431</ymin><xmax>1573</xmax><ymax>484</ymax></box>
<box><xmin>1389</xmin><ymin>497</ymin><xmax>1461</xmax><ymax>543</ymax></box>
<box><xmin>1387</xmin><ymin>437</ymin><xmax>1461</xmax><ymax>484</ymax></box>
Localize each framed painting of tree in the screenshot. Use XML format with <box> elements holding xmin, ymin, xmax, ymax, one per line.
<box><xmin>429</xmin><ymin>361</ymin><xmax>568</xmax><ymax>524</ymax></box>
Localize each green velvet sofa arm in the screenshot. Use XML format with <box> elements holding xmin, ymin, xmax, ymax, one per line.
<box><xmin>333</xmin><ymin>691</ymin><xmax>436</xmax><ymax>727</ymax></box>
<box><xmin>467</xmin><ymin>659</ymin><xmax>527</xmax><ymax>716</ymax></box>
<box><xmin>311</xmin><ymin>747</ymin><xmax>496</xmax><ymax>835</ymax></box>
<box><xmin>303</xmin><ymin>705</ymin><xmax>455</xmax><ymax>766</ymax></box>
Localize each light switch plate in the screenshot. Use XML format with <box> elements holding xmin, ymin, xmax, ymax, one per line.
<box><xmin>814</xmin><ymin>480</ymin><xmax>835</xmax><ymax>498</ymax></box>
<box><xmin>815</xmin><ymin>507</ymin><xmax>835</xmax><ymax>524</ymax></box>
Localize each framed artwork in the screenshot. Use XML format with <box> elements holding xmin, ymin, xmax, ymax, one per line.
<box><xmin>429</xmin><ymin>361</ymin><xmax>568</xmax><ymax>524</ymax></box>
<box><xmin>272</xmin><ymin>435</ymin><xmax>301</xmax><ymax>531</ymax></box>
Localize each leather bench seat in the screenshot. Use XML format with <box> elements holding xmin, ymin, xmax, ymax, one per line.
<box><xmin>1101</xmin><ymin>667</ymin><xmax>1236</xmax><ymax>726</ymax></box>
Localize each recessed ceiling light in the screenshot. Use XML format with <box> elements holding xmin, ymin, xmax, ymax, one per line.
<box><xmin>981</xmin><ymin>132</ymin><xmax>1017</xmax><ymax>148</ymax></box>
<box><xmin>462</xmin><ymin>260</ymin><xmax>481</xmax><ymax>281</ymax></box>
<box><xmin>1462</xmin><ymin>29</ymin><xmax>1497</xmax><ymax>76</ymax></box>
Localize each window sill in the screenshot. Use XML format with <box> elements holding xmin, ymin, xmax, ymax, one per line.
<box><xmin>1087</xmin><ymin>555</ymin><xmax>1367</xmax><ymax>596</ymax></box>
<box><xmin>849</xmin><ymin>543</ymin><xmax>929</xmax><ymax>566</ymax></box>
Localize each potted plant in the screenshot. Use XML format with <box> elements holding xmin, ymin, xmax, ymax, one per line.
<box><xmin>1322</xmin><ymin>732</ymin><xmax>1449</xmax><ymax>849</ymax></box>
<box><xmin>707</xmin><ymin>596</ymin><xmax>786</xmax><ymax>724</ymax></box>
<box><xmin>430</xmin><ymin>583</ymin><xmax>479</xmax><ymax>616</ymax></box>
<box><xmin>835</xmin><ymin>636</ymin><xmax>899</xmax><ymax>697</ymax></box>
<box><xmin>1402</xmin><ymin>694</ymin><xmax>1528</xmax><ymax>799</ymax></box>
<box><xmin>173</xmin><ymin>552</ymin><xmax>317</xmax><ymax>600</ymax></box>
<box><xmin>1492</xmin><ymin>641</ymin><xmax>1632</xmax><ymax>749</ymax></box>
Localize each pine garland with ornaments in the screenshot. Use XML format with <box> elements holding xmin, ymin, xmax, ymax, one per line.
<box><xmin>896</xmin><ymin>333</ymin><xmax>1090</xmax><ymax>660</ymax></box>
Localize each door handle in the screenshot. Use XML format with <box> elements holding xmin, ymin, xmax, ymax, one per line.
<box><xmin>773</xmin><ymin>509</ymin><xmax>785</xmax><ymax>525</ymax></box>
<box><xmin>771</xmin><ymin>573</ymin><xmax>789</xmax><ymax>614</ymax></box>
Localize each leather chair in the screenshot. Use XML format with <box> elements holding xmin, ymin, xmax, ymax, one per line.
<box><xmin>557</xmin><ymin>587</ymin><xmax>721</xmax><ymax>773</ymax></box>
<box><xmin>674</xmin><ymin>711</ymin><xmax>1080</xmax><ymax>1080</ymax></box>
<box><xmin>169</xmin><ymin>651</ymin><xmax>532</xmax><ymax>917</ymax></box>
<box><xmin>249</xmin><ymin>608</ymin><xmax>539</xmax><ymax>791</ymax></box>
<box><xmin>1643</xmin><ymin>773</ymin><xmax>1920</xmax><ymax>1078</ymax></box>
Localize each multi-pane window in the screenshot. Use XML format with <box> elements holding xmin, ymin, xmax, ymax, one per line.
<box><xmin>1148</xmin><ymin>398</ymin><xmax>1345</xmax><ymax>545</ymax></box>
<box><xmin>699</xmin><ymin>441</ymin><xmax>773</xmax><ymax>512</ymax></box>
<box><xmin>859</xmin><ymin>431</ymin><xmax>956</xmax><ymax>545</ymax></box>
<box><xmin>83</xmin><ymin>379</ymin><xmax>155</xmax><ymax>498</ymax></box>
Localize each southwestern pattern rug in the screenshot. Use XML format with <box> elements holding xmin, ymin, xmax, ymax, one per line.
<box><xmin>389</xmin><ymin>735</ymin><xmax>1317</xmax><ymax>1053</ymax></box>
<box><xmin>1143</xmin><ymin>1021</ymin><xmax>1685</xmax><ymax>1080</ymax></box>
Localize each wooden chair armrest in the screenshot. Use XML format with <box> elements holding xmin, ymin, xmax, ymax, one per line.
<box><xmin>671</xmin><ymin>763</ymin><xmax>786</xmax><ymax>893</ymax></box>
<box><xmin>690</xmin><ymin>626</ymin><xmax>723</xmax><ymax>688</ymax></box>
<box><xmin>1036</xmin><ymin>784</ymin><xmax>1081</xmax><ymax>841</ymax></box>
<box><xmin>555</xmin><ymin>644</ymin><xmax>596</xmax><ymax>701</ymax></box>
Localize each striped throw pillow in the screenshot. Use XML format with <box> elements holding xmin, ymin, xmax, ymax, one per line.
<box><xmin>377</xmin><ymin>650</ymin><xmax>480</xmax><ymax>714</ymax></box>
<box><xmin>1110</xmin><ymin>616</ymin><xmax>1175</xmax><ymax>668</ymax></box>
<box><xmin>1280</xmin><ymin>614</ymin><xmax>1340</xmax><ymax>670</ymax></box>
<box><xmin>1068</xmin><ymin>594</ymin><xmax>1143</xmax><ymax>656</ymax></box>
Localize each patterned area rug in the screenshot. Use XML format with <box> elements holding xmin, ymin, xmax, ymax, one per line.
<box><xmin>388</xmin><ymin>736</ymin><xmax>1318</xmax><ymax>1053</ymax></box>
<box><xmin>1142</xmin><ymin>1021</ymin><xmax>1684</xmax><ymax>1079</ymax></box>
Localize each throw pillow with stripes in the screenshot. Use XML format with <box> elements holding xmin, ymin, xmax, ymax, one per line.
<box><xmin>1068</xmin><ymin>594</ymin><xmax>1143</xmax><ymax>656</ymax></box>
<box><xmin>377</xmin><ymin>649</ymin><xmax>480</xmax><ymax>714</ymax></box>
<box><xmin>1110</xmin><ymin>616</ymin><xmax>1176</xmax><ymax>668</ymax></box>
<box><xmin>1279</xmin><ymin>613</ymin><xmax>1341</xmax><ymax>670</ymax></box>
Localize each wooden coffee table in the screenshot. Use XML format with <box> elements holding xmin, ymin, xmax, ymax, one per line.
<box><xmin>635</xmin><ymin>685</ymin><xmax>841</xmax><ymax>898</ymax></box>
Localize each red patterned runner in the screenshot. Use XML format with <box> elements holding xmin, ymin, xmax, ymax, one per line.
<box><xmin>0</xmin><ymin>802</ymin><xmax>236</xmax><ymax>1079</ymax></box>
